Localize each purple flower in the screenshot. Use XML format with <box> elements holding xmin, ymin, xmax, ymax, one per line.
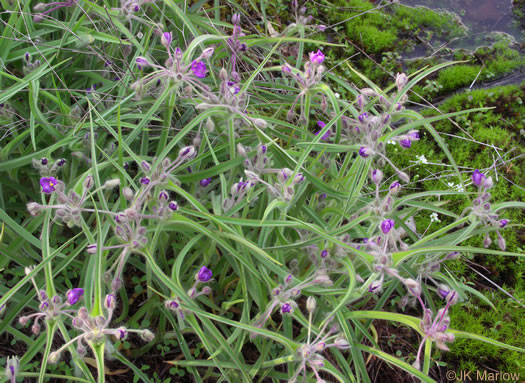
<box><xmin>282</xmin><ymin>64</ymin><xmax>292</xmax><ymax>73</ymax></box>
<box><xmin>161</xmin><ymin>32</ymin><xmax>172</xmax><ymax>47</ymax></box>
<box><xmin>499</xmin><ymin>219</ymin><xmax>509</xmax><ymax>228</ymax></box>
<box><xmin>320</xmin><ymin>249</ymin><xmax>328</xmax><ymax>258</ymax></box>
<box><xmin>40</xmin><ymin>177</ymin><xmax>58</xmax><ymax>193</ymax></box>
<box><xmin>281</xmin><ymin>303</ymin><xmax>292</xmax><ymax>314</ymax></box>
<box><xmin>358</xmin><ymin>112</ymin><xmax>368</xmax><ymax>123</ymax></box>
<box><xmin>315</xmin><ymin>129</ymin><xmax>331</xmax><ymax>140</ymax></box>
<box><xmin>358</xmin><ymin>147</ymin><xmax>370</xmax><ymax>158</ymax></box>
<box><xmin>140</xmin><ymin>177</ymin><xmax>150</xmax><ymax>185</ymax></box>
<box><xmin>197</xmin><ymin>266</ymin><xmax>213</xmax><ymax>282</ymax></box>
<box><xmin>200</xmin><ymin>177</ymin><xmax>212</xmax><ymax>187</ymax></box>
<box><xmin>191</xmin><ymin>60</ymin><xmax>207</xmax><ymax>78</ymax></box>
<box><xmin>168</xmin><ymin>201</ymin><xmax>178</xmax><ymax>211</ymax></box>
<box><xmin>399</xmin><ymin>139</ymin><xmax>411</xmax><ymax>148</ymax></box>
<box><xmin>66</xmin><ymin>288</ymin><xmax>84</xmax><ymax>305</ymax></box>
<box><xmin>409</xmin><ymin>131</ymin><xmax>420</xmax><ymax>140</ymax></box>
<box><xmin>471</xmin><ymin>169</ymin><xmax>485</xmax><ymax>187</ymax></box>
<box><xmin>136</xmin><ymin>57</ymin><xmax>149</xmax><ymax>69</ymax></box>
<box><xmin>309</xmin><ymin>50</ymin><xmax>325</xmax><ymax>65</ymax></box>
<box><xmin>380</xmin><ymin>219</ymin><xmax>395</xmax><ymax>234</ymax></box>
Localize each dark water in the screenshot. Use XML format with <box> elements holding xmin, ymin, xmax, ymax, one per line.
<box><xmin>401</xmin><ymin>0</ymin><xmax>524</xmax><ymax>49</ymax></box>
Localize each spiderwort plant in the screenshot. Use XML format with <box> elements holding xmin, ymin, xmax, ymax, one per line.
<box><xmin>47</xmin><ymin>294</ymin><xmax>154</xmax><ymax>364</ymax></box>
<box><xmin>131</xmin><ymin>36</ymin><xmax>214</xmax><ymax>100</ymax></box>
<box><xmin>466</xmin><ymin>169</ymin><xmax>509</xmax><ymax>250</ymax></box>
<box><xmin>251</xmin><ymin>270</ymin><xmax>332</xmax><ymax>337</ymax></box>
<box><xmin>18</xmin><ymin>267</ymin><xmax>84</xmax><ymax>336</ymax></box>
<box><xmin>282</xmin><ymin>49</ymin><xmax>326</xmax><ymax>123</ymax></box>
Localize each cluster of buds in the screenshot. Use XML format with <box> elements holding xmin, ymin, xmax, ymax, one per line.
<box><xmin>19</xmin><ymin>268</ymin><xmax>84</xmax><ymax>336</ymax></box>
<box><xmin>227</xmin><ymin>14</ymin><xmax>248</xmax><ymax>75</ymax></box>
<box><xmin>48</xmin><ymin>294</ymin><xmax>154</xmax><ymax>364</ymax></box>
<box><xmin>223</xmin><ymin>178</ymin><xmax>255</xmax><ymax>211</ymax></box>
<box><xmin>282</xmin><ymin>49</ymin><xmax>326</xmax><ymax>123</ymax></box>
<box><xmin>32</xmin><ymin>0</ymin><xmax>75</xmax><ymax>23</ymax></box>
<box><xmin>27</xmin><ymin>173</ymin><xmax>120</xmax><ymax>228</ymax></box>
<box><xmin>116</xmin><ymin>0</ymin><xmax>155</xmax><ymax>19</ymax></box>
<box><xmin>93</xmin><ymin>149</ymin><xmax>194</xmax><ymax>291</ymax></box>
<box><xmin>22</xmin><ymin>52</ymin><xmax>41</xmax><ymax>74</ymax></box>
<box><xmin>412</xmin><ymin>290</ymin><xmax>458</xmax><ymax>370</ymax></box>
<box><xmin>335</xmin><ymin>74</ymin><xmax>415</xmax><ymax>182</ymax></box>
<box><xmin>238</xmin><ymin>143</ymin><xmax>270</xmax><ymax>174</ymax></box>
<box><xmin>131</xmin><ymin>34</ymin><xmax>214</xmax><ymax>99</ymax></box>
<box><xmin>251</xmin><ymin>270</ymin><xmax>332</xmax><ymax>337</ymax></box>
<box><xmin>32</xmin><ymin>156</ymin><xmax>66</xmax><ymax>177</ymax></box>
<box><xmin>165</xmin><ymin>266</ymin><xmax>213</xmax><ymax>326</ymax></box>
<box><xmin>196</xmin><ymin>69</ymin><xmax>267</xmax><ymax>131</ymax></box>
<box><xmin>290</xmin><ymin>311</ymin><xmax>350</xmax><ymax>383</ymax></box>
<box><xmin>268</xmin><ymin>2</ymin><xmax>326</xmax><ymax>38</ymax></box>
<box><xmin>468</xmin><ymin>169</ymin><xmax>508</xmax><ymax>250</ymax></box>
<box><xmin>244</xmin><ymin>167</ymin><xmax>305</xmax><ymax>203</ymax></box>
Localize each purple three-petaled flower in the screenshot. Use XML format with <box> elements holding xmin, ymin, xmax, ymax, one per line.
<box><xmin>40</xmin><ymin>177</ymin><xmax>58</xmax><ymax>193</ymax></box>
<box><xmin>191</xmin><ymin>60</ymin><xmax>207</xmax><ymax>78</ymax></box>
<box><xmin>66</xmin><ymin>288</ymin><xmax>84</xmax><ymax>305</ymax></box>
<box><xmin>197</xmin><ymin>266</ymin><xmax>213</xmax><ymax>282</ymax></box>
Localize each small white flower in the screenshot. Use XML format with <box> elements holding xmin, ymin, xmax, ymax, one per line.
<box><xmin>447</xmin><ymin>182</ymin><xmax>455</xmax><ymax>189</ymax></box>
<box><xmin>430</xmin><ymin>212</ymin><xmax>440</xmax><ymax>223</ymax></box>
<box><xmin>335</xmin><ymin>92</ymin><xmax>340</xmax><ymax>99</ymax></box>
<box><xmin>416</xmin><ymin>155</ymin><xmax>428</xmax><ymax>165</ymax></box>
<box><xmin>387</xmin><ymin>140</ymin><xmax>396</xmax><ymax>145</ymax></box>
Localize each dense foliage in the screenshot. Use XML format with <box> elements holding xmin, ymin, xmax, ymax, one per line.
<box><xmin>0</xmin><ymin>1</ymin><xmax>524</xmax><ymax>382</ymax></box>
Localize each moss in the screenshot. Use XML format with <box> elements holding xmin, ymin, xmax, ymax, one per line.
<box><xmin>446</xmin><ymin>284</ymin><xmax>525</xmax><ymax>374</ymax></box>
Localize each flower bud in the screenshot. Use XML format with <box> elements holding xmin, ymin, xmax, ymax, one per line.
<box><xmin>395</xmin><ymin>73</ymin><xmax>408</xmax><ymax>90</ymax></box>
<box><xmin>141</xmin><ymin>329</ymin><xmax>155</xmax><ymax>342</ymax></box>
<box><xmin>105</xmin><ymin>294</ymin><xmax>116</xmax><ymax>310</ymax></box>
<box><xmin>72</xmin><ymin>317</ymin><xmax>84</xmax><ymax>328</ymax></box>
<box><xmin>178</xmin><ymin>146</ymin><xmax>196</xmax><ymax>160</ymax></box>
<box><xmin>497</xmin><ymin>233</ymin><xmax>506</xmax><ymax>251</ymax></box>
<box><xmin>403</xmin><ymin>278</ymin><xmax>421</xmax><ymax>296</ymax></box>
<box><xmin>253</xmin><ymin>118</ymin><xmax>267</xmax><ymax>129</ymax></box>
<box><xmin>104</xmin><ymin>179</ymin><xmax>120</xmax><ymax>188</ymax></box>
<box><xmin>83</xmin><ymin>175</ymin><xmax>94</xmax><ymax>190</ymax></box>
<box><xmin>280</xmin><ymin>303</ymin><xmax>293</xmax><ymax>314</ymax></box>
<box><xmin>196</xmin><ymin>266</ymin><xmax>213</xmax><ymax>282</ymax></box>
<box><xmin>371</xmin><ymin>169</ymin><xmax>383</xmax><ymax>184</ymax></box>
<box><xmin>116</xmin><ymin>327</ymin><xmax>127</xmax><ymax>340</ymax></box>
<box><xmin>136</xmin><ymin>57</ymin><xmax>149</xmax><ymax>69</ymax></box>
<box><xmin>335</xmin><ymin>336</ymin><xmax>350</xmax><ymax>349</ymax></box>
<box><xmin>380</xmin><ymin>219</ymin><xmax>395</xmax><ymax>234</ymax></box>
<box><xmin>32</xmin><ymin>323</ymin><xmax>41</xmax><ymax>335</ymax></box>
<box><xmin>201</xmin><ymin>47</ymin><xmax>215</xmax><ymax>60</ymax></box>
<box><xmin>123</xmin><ymin>187</ymin><xmax>134</xmax><ymax>200</ymax></box>
<box><xmin>483</xmin><ymin>233</ymin><xmax>492</xmax><ymax>248</ymax></box>
<box><xmin>161</xmin><ymin>31</ymin><xmax>172</xmax><ymax>47</ymax></box>
<box><xmin>48</xmin><ymin>351</ymin><xmax>61</xmax><ymax>364</ymax></box>
<box><xmin>306</xmin><ymin>296</ymin><xmax>316</xmax><ymax>313</ymax></box>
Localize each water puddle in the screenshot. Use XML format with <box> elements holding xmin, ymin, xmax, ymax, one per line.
<box><xmin>400</xmin><ymin>0</ymin><xmax>524</xmax><ymax>51</ymax></box>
